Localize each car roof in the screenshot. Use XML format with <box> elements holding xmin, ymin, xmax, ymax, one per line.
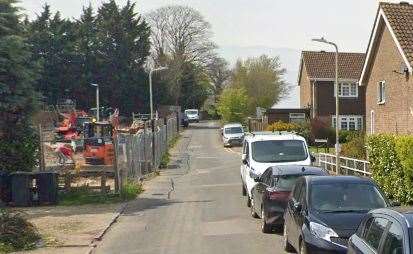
<box><xmin>270</xmin><ymin>165</ymin><xmax>329</xmax><ymax>176</ymax></box>
<box><xmin>244</xmin><ymin>131</ymin><xmax>306</xmax><ymax>142</ymax></box>
<box><xmin>223</xmin><ymin>123</ymin><xmax>243</xmax><ymax>128</ymax></box>
<box><xmin>306</xmin><ymin>175</ymin><xmax>374</xmax><ymax>185</ymax></box>
<box><xmin>371</xmin><ymin>207</ymin><xmax>413</xmax><ymax>228</ymax></box>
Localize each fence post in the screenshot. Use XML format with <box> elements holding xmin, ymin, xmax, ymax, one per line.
<box><xmin>38</xmin><ymin>124</ymin><xmax>46</xmax><ymax>172</ymax></box>
<box><xmin>151</xmin><ymin>119</ymin><xmax>156</xmax><ymax>171</ymax></box>
<box><xmin>113</xmin><ymin>135</ymin><xmax>120</xmax><ymax>193</ymax></box>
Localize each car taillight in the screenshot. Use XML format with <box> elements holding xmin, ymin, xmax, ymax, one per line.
<box><xmin>268</xmin><ymin>191</ymin><xmax>290</xmax><ymax>201</ymax></box>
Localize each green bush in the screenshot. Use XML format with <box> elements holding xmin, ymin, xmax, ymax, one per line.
<box><xmin>341</xmin><ymin>132</ymin><xmax>366</xmax><ymax>160</ymax></box>
<box><xmin>266</xmin><ymin>121</ymin><xmax>311</xmax><ymax>142</ymax></box>
<box><xmin>367</xmin><ymin>134</ymin><xmax>412</xmax><ymax>204</ymax></box>
<box><xmin>120</xmin><ymin>181</ymin><xmax>143</xmax><ymax>201</ymax></box>
<box><xmin>0</xmin><ymin>210</ymin><xmax>40</xmax><ymax>252</ymax></box>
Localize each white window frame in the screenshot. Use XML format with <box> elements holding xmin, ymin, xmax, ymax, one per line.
<box><xmin>332</xmin><ymin>115</ymin><xmax>363</xmax><ymax>131</ymax></box>
<box><xmin>289</xmin><ymin>113</ymin><xmax>306</xmax><ymax>123</ymax></box>
<box><xmin>377</xmin><ymin>81</ymin><xmax>386</xmax><ymax>104</ymax></box>
<box><xmin>334</xmin><ymin>82</ymin><xmax>358</xmax><ymax>98</ymax></box>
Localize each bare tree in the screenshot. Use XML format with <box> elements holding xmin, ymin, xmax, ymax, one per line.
<box><xmin>146</xmin><ymin>5</ymin><xmax>217</xmax><ymax>66</ymax></box>
<box><xmin>206</xmin><ymin>57</ymin><xmax>231</xmax><ymax>96</ymax></box>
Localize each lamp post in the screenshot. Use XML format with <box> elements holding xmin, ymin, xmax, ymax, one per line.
<box><xmin>149</xmin><ymin>66</ymin><xmax>168</xmax><ymax>120</ymax></box>
<box><xmin>91</xmin><ymin>83</ymin><xmax>99</xmax><ymax>122</ymax></box>
<box><xmin>312</xmin><ymin>37</ymin><xmax>340</xmax><ymax>174</ymax></box>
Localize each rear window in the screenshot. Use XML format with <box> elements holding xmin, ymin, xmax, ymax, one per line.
<box><xmin>185</xmin><ymin>110</ymin><xmax>198</xmax><ymax>115</ymax></box>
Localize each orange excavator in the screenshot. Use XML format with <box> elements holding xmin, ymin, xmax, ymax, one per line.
<box><xmin>56</xmin><ymin>111</ymin><xmax>90</xmax><ymax>141</ymax></box>
<box><xmin>83</xmin><ymin>109</ymin><xmax>119</xmax><ymax>165</ymax></box>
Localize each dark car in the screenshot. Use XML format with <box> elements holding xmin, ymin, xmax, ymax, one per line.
<box><xmin>283</xmin><ymin>176</ymin><xmax>389</xmax><ymax>254</ymax></box>
<box><xmin>181</xmin><ymin>114</ymin><xmax>189</xmax><ymax>128</ymax></box>
<box><xmin>348</xmin><ymin>207</ymin><xmax>410</xmax><ymax>254</ymax></box>
<box><xmin>250</xmin><ymin>165</ymin><xmax>329</xmax><ymax>233</ymax></box>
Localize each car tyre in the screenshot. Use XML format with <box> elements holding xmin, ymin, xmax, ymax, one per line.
<box><xmin>250</xmin><ymin>196</ymin><xmax>259</xmax><ymax>218</ymax></box>
<box><xmin>261</xmin><ymin>208</ymin><xmax>272</xmax><ymax>233</ymax></box>
<box><xmin>283</xmin><ymin>224</ymin><xmax>294</xmax><ymax>252</ymax></box>
<box><xmin>242</xmin><ymin>185</ymin><xmax>246</xmax><ymax>196</ymax></box>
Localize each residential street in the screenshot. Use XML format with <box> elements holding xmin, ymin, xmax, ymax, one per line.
<box><xmin>94</xmin><ymin>121</ymin><xmax>288</xmax><ymax>254</ymax></box>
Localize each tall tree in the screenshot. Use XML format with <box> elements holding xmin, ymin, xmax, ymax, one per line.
<box><xmin>231</xmin><ymin>55</ymin><xmax>288</xmax><ymax>113</ymax></box>
<box><xmin>217</xmin><ymin>87</ymin><xmax>248</xmax><ymax>123</ymax></box>
<box><xmin>146</xmin><ymin>5</ymin><xmax>216</xmax><ymax>106</ymax></box>
<box><xmin>0</xmin><ymin>0</ymin><xmax>40</xmax><ymax>172</ymax></box>
<box><xmin>206</xmin><ymin>56</ymin><xmax>231</xmax><ymax>97</ymax></box>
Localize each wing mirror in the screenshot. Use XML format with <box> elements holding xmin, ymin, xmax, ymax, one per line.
<box><xmin>241</xmin><ymin>154</ymin><xmax>248</xmax><ymax>165</ymax></box>
<box><xmin>293</xmin><ymin>202</ymin><xmax>302</xmax><ymax>213</ymax></box>
<box><xmin>249</xmin><ymin>171</ymin><xmax>260</xmax><ymax>181</ymax></box>
<box><xmin>310</xmin><ymin>154</ymin><xmax>316</xmax><ymax>163</ymax></box>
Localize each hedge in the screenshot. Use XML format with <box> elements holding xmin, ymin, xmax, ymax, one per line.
<box><xmin>367</xmin><ymin>134</ymin><xmax>413</xmax><ymax>204</ymax></box>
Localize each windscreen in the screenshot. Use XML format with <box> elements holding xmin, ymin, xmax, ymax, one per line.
<box><xmin>251</xmin><ymin>140</ymin><xmax>307</xmax><ymax>163</ymax></box>
<box><xmin>310</xmin><ymin>183</ymin><xmax>387</xmax><ymax>212</ymax></box>
<box><xmin>224</xmin><ymin>127</ymin><xmax>243</xmax><ymax>134</ymax></box>
<box><xmin>185</xmin><ymin>110</ymin><xmax>198</xmax><ymax>115</ymax></box>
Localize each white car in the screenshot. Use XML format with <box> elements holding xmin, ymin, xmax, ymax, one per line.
<box><xmin>240</xmin><ymin>131</ymin><xmax>315</xmax><ymax>207</ymax></box>
<box><xmin>222</xmin><ymin>123</ymin><xmax>244</xmax><ymax>147</ymax></box>
<box><xmin>184</xmin><ymin>109</ymin><xmax>199</xmax><ymax>123</ymax></box>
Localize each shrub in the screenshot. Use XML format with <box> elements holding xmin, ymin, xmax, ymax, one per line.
<box><xmin>341</xmin><ymin>132</ymin><xmax>366</xmax><ymax>159</ymax></box>
<box><xmin>266</xmin><ymin>121</ymin><xmax>299</xmax><ymax>132</ymax></box>
<box><xmin>367</xmin><ymin>135</ymin><xmax>410</xmax><ymax>204</ymax></box>
<box><xmin>120</xmin><ymin>181</ymin><xmax>143</xmax><ymax>201</ymax></box>
<box><xmin>310</xmin><ymin>118</ymin><xmax>335</xmax><ymax>145</ymax></box>
<box><xmin>0</xmin><ymin>210</ymin><xmax>40</xmax><ymax>252</ymax></box>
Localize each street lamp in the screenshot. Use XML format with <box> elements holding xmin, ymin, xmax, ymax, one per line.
<box><xmin>149</xmin><ymin>66</ymin><xmax>168</xmax><ymax>120</ymax></box>
<box><xmin>91</xmin><ymin>83</ymin><xmax>100</xmax><ymax>122</ymax></box>
<box><xmin>312</xmin><ymin>37</ymin><xmax>340</xmax><ymax>174</ymax></box>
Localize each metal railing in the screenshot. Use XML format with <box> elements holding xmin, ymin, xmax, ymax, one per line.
<box><xmin>316</xmin><ymin>153</ymin><xmax>371</xmax><ymax>176</ymax></box>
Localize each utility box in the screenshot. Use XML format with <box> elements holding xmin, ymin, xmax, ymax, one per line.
<box><xmin>10</xmin><ymin>172</ymin><xmax>36</xmax><ymax>207</ymax></box>
<box><xmin>36</xmin><ymin>172</ymin><xmax>58</xmax><ymax>205</ymax></box>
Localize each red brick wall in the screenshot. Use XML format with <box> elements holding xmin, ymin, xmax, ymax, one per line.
<box><xmin>299</xmin><ymin>64</ymin><xmax>312</xmax><ymax>109</ymax></box>
<box><xmin>365</xmin><ymin>24</ymin><xmax>413</xmax><ymax>134</ymax></box>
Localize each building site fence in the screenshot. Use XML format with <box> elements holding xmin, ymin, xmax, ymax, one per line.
<box><xmin>115</xmin><ymin>115</ymin><xmax>179</xmax><ymax>186</ymax></box>
<box><xmin>247</xmin><ymin>117</ymin><xmax>268</xmax><ymax>132</ymax></box>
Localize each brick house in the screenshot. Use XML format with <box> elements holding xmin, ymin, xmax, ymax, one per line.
<box><xmin>299</xmin><ymin>51</ymin><xmax>366</xmax><ymax>130</ymax></box>
<box><xmin>359</xmin><ymin>2</ymin><xmax>413</xmax><ymax>134</ymax></box>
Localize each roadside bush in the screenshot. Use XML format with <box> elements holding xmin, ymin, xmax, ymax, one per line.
<box><xmin>266</xmin><ymin>121</ymin><xmax>310</xmax><ymax>141</ymax></box>
<box><xmin>120</xmin><ymin>181</ymin><xmax>144</xmax><ymax>201</ymax></box>
<box><xmin>367</xmin><ymin>135</ymin><xmax>411</xmax><ymax>204</ymax></box>
<box><xmin>310</xmin><ymin>118</ymin><xmax>335</xmax><ymax>145</ymax></box>
<box><xmin>341</xmin><ymin>132</ymin><xmax>366</xmax><ymax>160</ymax></box>
<box><xmin>0</xmin><ymin>210</ymin><xmax>40</xmax><ymax>252</ymax></box>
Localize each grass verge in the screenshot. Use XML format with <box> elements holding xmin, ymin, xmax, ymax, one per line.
<box><xmin>159</xmin><ymin>134</ymin><xmax>180</xmax><ymax>169</ymax></box>
<box><xmin>59</xmin><ymin>181</ymin><xmax>144</xmax><ymax>206</ymax></box>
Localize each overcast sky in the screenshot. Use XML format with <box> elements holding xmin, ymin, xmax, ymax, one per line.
<box><xmin>20</xmin><ymin>0</ymin><xmax>395</xmax><ymax>52</ymax></box>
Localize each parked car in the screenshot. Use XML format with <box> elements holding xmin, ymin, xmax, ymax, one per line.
<box><xmin>347</xmin><ymin>207</ymin><xmax>411</xmax><ymax>254</ymax></box>
<box><xmin>240</xmin><ymin>131</ymin><xmax>315</xmax><ymax>208</ymax></box>
<box><xmin>222</xmin><ymin>123</ymin><xmax>244</xmax><ymax>147</ymax></box>
<box><xmin>283</xmin><ymin>176</ymin><xmax>389</xmax><ymax>254</ymax></box>
<box><xmin>184</xmin><ymin>109</ymin><xmax>199</xmax><ymax>123</ymax></box>
<box><xmin>181</xmin><ymin>114</ymin><xmax>189</xmax><ymax>128</ymax></box>
<box><xmin>250</xmin><ymin>165</ymin><xmax>328</xmax><ymax>233</ymax></box>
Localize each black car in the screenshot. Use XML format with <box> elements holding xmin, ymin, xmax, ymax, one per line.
<box><xmin>250</xmin><ymin>165</ymin><xmax>329</xmax><ymax>233</ymax></box>
<box><xmin>348</xmin><ymin>207</ymin><xmax>410</xmax><ymax>254</ymax></box>
<box><xmin>284</xmin><ymin>176</ymin><xmax>389</xmax><ymax>254</ymax></box>
<box><xmin>181</xmin><ymin>114</ymin><xmax>189</xmax><ymax>128</ymax></box>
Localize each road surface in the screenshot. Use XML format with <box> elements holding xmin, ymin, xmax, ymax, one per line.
<box><xmin>94</xmin><ymin>121</ymin><xmax>289</xmax><ymax>254</ymax></box>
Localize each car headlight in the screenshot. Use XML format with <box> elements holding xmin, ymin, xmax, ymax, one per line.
<box><xmin>309</xmin><ymin>222</ymin><xmax>338</xmax><ymax>242</ymax></box>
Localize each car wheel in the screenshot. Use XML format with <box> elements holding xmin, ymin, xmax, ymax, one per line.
<box><xmin>261</xmin><ymin>208</ymin><xmax>272</xmax><ymax>233</ymax></box>
<box><xmin>242</xmin><ymin>185</ymin><xmax>246</xmax><ymax>196</ymax></box>
<box><xmin>250</xmin><ymin>196</ymin><xmax>259</xmax><ymax>218</ymax></box>
<box><xmin>283</xmin><ymin>224</ymin><xmax>294</xmax><ymax>252</ymax></box>
<box><xmin>299</xmin><ymin>239</ymin><xmax>307</xmax><ymax>254</ymax></box>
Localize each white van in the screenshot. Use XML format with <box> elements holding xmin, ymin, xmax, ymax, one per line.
<box><xmin>222</xmin><ymin>123</ymin><xmax>244</xmax><ymax>147</ymax></box>
<box><xmin>184</xmin><ymin>109</ymin><xmax>199</xmax><ymax>123</ymax></box>
<box><xmin>240</xmin><ymin>131</ymin><xmax>315</xmax><ymax>206</ymax></box>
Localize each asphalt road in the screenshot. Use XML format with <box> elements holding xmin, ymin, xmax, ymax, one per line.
<box><xmin>94</xmin><ymin>121</ymin><xmax>290</xmax><ymax>254</ymax></box>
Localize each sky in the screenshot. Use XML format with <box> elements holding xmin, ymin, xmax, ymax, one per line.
<box><xmin>19</xmin><ymin>0</ymin><xmax>401</xmax><ymax>107</ymax></box>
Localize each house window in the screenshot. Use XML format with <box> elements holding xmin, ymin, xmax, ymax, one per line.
<box><xmin>378</xmin><ymin>81</ymin><xmax>386</xmax><ymax>104</ymax></box>
<box><xmin>289</xmin><ymin>113</ymin><xmax>306</xmax><ymax>124</ymax></box>
<box><xmin>332</xmin><ymin>115</ymin><xmax>363</xmax><ymax>131</ymax></box>
<box><xmin>334</xmin><ymin>83</ymin><xmax>358</xmax><ymax>98</ymax></box>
